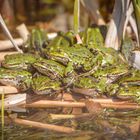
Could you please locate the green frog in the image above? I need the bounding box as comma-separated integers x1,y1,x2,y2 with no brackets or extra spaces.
117,85,140,102
32,59,66,79
0,68,32,91
72,76,119,96
81,27,126,67
2,53,39,70
80,27,104,50
118,69,140,86
48,31,76,50
45,44,95,75
26,28,48,56
73,76,97,89
93,64,130,83
121,37,135,64
31,76,62,95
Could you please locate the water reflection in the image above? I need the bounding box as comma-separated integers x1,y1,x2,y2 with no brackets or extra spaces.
0,108,140,140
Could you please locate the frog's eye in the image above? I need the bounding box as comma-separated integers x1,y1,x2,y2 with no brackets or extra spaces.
42,42,48,48
89,48,94,52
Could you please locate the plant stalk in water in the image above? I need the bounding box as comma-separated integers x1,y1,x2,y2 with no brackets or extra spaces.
73,0,80,35
133,0,140,46
1,89,4,140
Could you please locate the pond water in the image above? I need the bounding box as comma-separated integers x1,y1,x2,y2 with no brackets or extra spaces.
1,108,140,140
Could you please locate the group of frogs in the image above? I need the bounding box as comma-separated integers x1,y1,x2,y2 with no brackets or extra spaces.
0,27,140,102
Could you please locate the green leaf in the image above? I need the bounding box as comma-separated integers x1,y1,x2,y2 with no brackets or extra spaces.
73,0,80,34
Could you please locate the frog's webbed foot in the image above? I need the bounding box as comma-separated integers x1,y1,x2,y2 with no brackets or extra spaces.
64,62,74,76
62,76,75,89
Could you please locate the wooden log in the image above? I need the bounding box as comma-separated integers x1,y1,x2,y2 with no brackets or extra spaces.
24,100,85,108
0,86,18,94
16,24,29,42
24,99,140,110
0,32,57,51
0,93,26,108
49,113,92,120
13,118,76,133
0,39,23,51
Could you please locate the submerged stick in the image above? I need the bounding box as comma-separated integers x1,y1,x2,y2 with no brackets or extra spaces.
13,118,76,133
1,88,4,135
49,113,93,120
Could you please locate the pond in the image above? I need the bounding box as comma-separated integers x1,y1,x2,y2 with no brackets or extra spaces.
1,107,140,140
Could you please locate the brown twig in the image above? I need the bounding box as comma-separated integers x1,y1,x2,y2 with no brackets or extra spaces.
12,118,76,133
24,100,85,108
49,113,93,120
23,99,140,110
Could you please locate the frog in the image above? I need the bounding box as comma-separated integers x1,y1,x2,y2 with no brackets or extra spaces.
47,31,76,51
121,37,135,64
80,27,104,50
93,64,130,83
26,28,48,56
117,85,140,102
32,59,66,79
73,76,97,89
72,75,119,97
0,68,32,91
80,27,126,67
31,76,62,95
45,44,96,75
118,69,140,86
1,53,40,71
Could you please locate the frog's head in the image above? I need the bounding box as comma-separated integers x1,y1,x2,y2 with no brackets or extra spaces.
27,28,48,54
32,59,65,79
0,68,32,91
47,49,70,65
2,53,38,69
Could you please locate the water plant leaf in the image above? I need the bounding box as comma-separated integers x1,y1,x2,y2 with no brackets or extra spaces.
133,0,140,46
73,0,80,35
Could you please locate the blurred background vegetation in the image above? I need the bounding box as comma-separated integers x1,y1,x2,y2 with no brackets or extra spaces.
0,0,114,32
